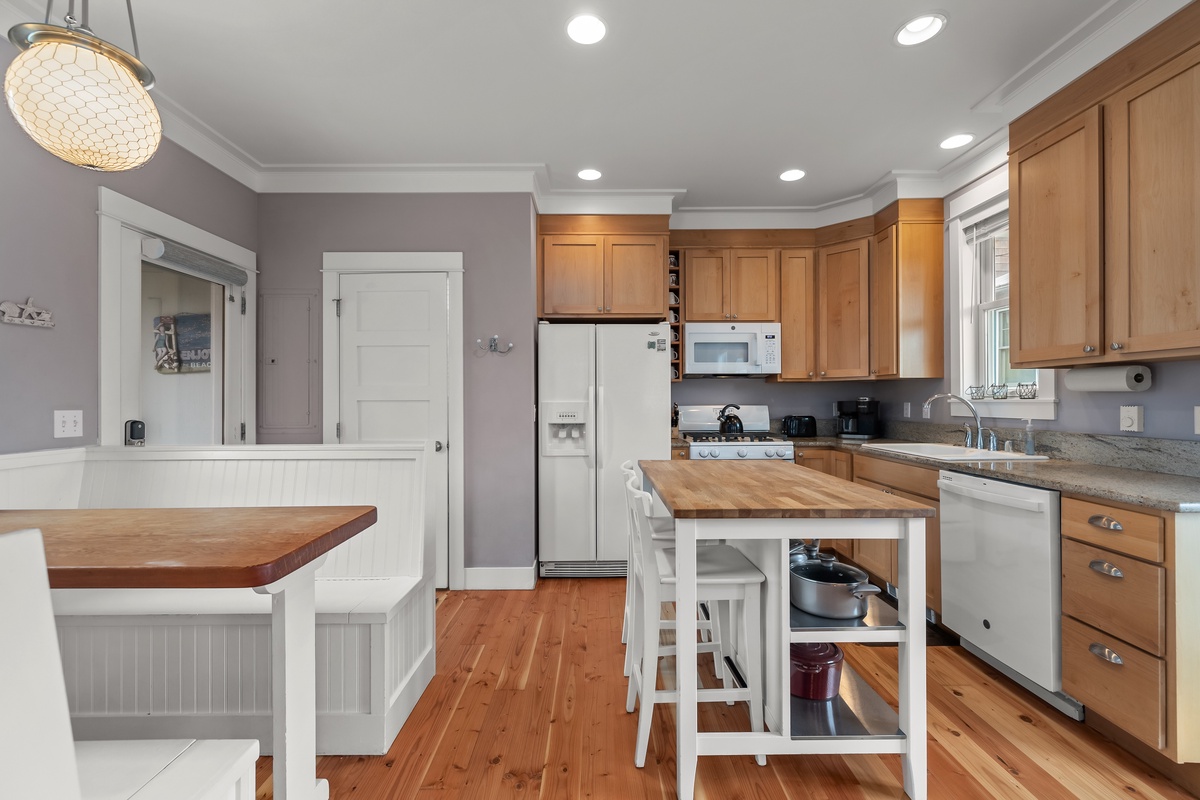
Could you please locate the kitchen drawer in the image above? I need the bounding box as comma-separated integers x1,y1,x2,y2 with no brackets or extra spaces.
671,446,690,460
1062,616,1165,750
1062,497,1164,563
853,454,938,499
1061,538,1165,656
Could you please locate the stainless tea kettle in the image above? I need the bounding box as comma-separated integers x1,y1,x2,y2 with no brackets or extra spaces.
718,404,744,435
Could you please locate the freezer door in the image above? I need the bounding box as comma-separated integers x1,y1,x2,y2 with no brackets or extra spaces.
538,324,597,562
595,324,672,562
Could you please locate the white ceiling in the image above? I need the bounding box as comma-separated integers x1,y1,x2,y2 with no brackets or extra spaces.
1,0,1192,215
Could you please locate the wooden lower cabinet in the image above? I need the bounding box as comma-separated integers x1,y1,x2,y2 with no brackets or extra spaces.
793,447,853,558
671,444,690,460
852,454,941,615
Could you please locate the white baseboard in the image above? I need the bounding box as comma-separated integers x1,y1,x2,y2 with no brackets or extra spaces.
463,560,538,590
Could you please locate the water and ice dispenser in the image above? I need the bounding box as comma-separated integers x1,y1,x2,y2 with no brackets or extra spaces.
541,402,589,456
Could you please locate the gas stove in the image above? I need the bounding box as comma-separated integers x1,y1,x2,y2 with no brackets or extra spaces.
678,405,795,461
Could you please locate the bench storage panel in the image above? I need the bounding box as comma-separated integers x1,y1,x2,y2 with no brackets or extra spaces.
1,445,432,756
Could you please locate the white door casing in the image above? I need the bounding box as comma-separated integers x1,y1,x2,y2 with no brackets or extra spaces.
98,188,256,446
322,253,464,590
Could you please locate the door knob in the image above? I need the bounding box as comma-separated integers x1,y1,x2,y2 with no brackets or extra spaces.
435,441,444,452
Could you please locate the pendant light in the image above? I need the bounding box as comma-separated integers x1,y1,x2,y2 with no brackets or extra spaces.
5,0,161,171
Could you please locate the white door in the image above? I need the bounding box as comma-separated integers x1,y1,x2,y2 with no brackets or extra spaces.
338,272,450,587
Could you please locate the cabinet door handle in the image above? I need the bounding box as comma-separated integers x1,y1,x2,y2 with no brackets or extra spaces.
597,306,603,312
1088,559,1124,579
1111,342,1124,351
808,371,814,377
606,307,612,312
819,371,826,377
1088,642,1124,665
1083,345,1096,353
732,314,738,319
1087,514,1123,531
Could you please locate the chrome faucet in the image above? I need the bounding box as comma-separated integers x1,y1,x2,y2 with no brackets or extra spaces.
923,393,983,449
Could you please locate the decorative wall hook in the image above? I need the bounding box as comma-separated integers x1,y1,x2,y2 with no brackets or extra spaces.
476,334,514,355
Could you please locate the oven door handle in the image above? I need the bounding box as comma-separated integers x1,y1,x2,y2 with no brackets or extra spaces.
936,479,1045,513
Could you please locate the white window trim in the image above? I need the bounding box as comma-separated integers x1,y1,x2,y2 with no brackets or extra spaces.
946,167,1058,421
98,187,258,445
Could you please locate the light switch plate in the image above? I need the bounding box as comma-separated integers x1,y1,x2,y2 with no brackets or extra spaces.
1194,406,1200,435
922,404,931,419
54,410,82,438
903,402,911,418
1120,405,1143,433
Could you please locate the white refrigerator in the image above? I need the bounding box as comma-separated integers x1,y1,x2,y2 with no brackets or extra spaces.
538,323,671,577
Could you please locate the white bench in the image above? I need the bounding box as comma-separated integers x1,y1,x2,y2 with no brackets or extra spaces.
0,444,433,756
2,527,259,800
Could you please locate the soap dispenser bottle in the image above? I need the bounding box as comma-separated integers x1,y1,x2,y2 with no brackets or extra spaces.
1023,419,1036,455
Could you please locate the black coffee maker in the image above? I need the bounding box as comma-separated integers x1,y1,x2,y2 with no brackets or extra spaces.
837,397,881,439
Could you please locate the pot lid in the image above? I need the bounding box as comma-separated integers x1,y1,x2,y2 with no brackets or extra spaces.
791,559,869,585
789,642,844,666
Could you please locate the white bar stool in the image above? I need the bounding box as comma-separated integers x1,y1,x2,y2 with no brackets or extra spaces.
623,477,767,768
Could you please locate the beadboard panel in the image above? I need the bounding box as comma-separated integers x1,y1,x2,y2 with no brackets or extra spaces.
74,446,425,578
0,448,86,508
387,581,434,703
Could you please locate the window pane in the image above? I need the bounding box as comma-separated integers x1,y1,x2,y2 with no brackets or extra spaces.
986,307,1036,387
141,263,224,444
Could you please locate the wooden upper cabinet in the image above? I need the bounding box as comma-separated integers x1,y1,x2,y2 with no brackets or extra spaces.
817,238,871,379
538,216,669,319
683,250,729,320
870,219,944,379
1105,44,1200,356
870,226,898,378
778,248,817,380
542,235,605,315
1009,108,1104,366
728,249,778,321
682,248,779,322
605,235,666,315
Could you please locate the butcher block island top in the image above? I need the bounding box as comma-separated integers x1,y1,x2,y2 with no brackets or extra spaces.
639,459,934,519
0,505,378,589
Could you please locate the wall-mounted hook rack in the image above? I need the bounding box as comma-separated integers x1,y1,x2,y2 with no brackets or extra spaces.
476,334,514,355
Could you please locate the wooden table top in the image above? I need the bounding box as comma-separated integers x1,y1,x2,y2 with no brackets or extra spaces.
0,506,378,589
639,460,934,519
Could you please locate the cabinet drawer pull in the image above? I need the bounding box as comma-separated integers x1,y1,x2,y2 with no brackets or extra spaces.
1088,642,1124,665
1111,342,1124,351
1088,559,1124,579
1087,514,1123,531
1083,345,1096,353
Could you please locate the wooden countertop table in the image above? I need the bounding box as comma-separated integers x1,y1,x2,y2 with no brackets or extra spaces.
638,460,932,800
0,505,379,800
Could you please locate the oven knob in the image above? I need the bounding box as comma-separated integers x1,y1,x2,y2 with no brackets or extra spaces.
764,448,776,457
697,448,708,458
737,448,748,458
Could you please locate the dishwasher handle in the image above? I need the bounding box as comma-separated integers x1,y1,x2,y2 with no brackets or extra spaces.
936,479,1046,513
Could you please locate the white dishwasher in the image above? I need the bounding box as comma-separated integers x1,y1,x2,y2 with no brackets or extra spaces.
938,470,1083,718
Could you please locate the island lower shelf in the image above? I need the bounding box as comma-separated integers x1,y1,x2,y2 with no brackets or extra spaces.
790,664,903,740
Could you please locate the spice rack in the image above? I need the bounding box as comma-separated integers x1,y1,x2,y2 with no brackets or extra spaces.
669,250,682,381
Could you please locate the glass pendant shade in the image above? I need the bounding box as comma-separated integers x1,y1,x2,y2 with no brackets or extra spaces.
5,25,161,171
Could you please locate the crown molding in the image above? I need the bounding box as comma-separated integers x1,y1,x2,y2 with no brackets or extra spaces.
972,0,1192,118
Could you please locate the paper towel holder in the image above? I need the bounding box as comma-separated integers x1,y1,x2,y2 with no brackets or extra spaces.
1062,364,1152,393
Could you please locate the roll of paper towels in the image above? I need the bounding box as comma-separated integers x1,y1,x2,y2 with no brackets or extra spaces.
1063,365,1152,392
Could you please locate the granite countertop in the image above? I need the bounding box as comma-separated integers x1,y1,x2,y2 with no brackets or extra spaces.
783,436,1200,513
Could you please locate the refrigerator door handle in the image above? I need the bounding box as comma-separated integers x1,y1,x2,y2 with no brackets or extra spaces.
597,384,606,470
587,383,596,465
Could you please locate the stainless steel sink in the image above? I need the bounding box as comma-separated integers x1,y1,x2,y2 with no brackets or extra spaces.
860,442,1049,462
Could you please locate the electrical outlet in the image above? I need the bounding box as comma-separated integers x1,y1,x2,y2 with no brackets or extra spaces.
832,402,838,417
921,404,931,419
903,402,911,418
54,410,82,438
1119,405,1143,433
1194,406,1200,435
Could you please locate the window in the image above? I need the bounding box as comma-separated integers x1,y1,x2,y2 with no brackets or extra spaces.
967,213,1036,394
946,165,1056,420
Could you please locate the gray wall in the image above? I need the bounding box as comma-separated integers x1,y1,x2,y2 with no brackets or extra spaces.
256,193,537,570
0,36,258,454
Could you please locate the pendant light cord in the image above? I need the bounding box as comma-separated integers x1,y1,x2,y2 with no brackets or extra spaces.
125,0,141,59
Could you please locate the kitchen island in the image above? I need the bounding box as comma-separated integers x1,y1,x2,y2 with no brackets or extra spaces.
639,459,933,800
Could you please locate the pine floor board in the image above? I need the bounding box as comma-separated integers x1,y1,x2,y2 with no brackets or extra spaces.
252,578,1196,799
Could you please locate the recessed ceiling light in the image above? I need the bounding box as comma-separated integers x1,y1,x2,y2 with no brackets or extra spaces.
780,169,806,182
567,15,606,44
895,14,946,46
578,169,602,181
940,133,974,149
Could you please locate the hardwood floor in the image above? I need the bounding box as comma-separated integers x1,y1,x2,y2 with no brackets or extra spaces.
254,579,1196,799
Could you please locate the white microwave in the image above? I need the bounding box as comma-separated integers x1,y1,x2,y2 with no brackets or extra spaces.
684,322,782,376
